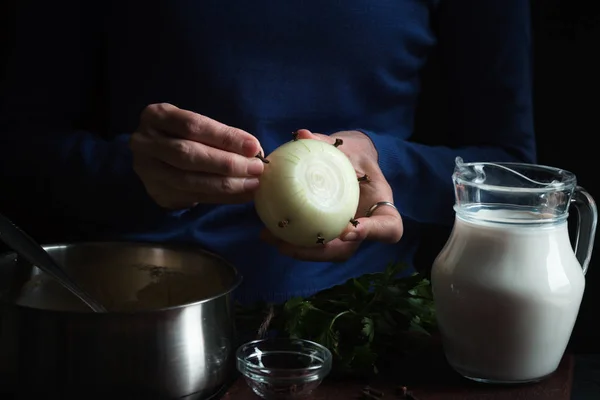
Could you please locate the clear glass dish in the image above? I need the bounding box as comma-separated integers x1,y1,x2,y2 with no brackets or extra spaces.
236,338,333,399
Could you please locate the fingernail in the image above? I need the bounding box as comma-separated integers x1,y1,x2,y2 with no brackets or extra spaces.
342,232,359,242
247,158,264,176
242,139,259,156
244,177,260,191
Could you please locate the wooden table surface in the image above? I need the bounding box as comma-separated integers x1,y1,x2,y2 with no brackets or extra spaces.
222,346,574,400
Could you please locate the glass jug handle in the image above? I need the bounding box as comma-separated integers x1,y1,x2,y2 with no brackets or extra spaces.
571,186,598,276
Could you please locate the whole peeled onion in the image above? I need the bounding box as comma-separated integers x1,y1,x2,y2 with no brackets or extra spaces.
254,138,360,247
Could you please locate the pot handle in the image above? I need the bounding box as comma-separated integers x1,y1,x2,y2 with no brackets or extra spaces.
571,186,598,275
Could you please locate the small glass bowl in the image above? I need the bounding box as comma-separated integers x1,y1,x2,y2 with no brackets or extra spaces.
236,338,333,399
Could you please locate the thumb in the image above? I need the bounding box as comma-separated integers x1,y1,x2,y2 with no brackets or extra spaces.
340,212,403,244
294,129,332,143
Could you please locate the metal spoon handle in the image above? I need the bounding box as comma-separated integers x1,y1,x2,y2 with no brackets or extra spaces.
0,213,107,313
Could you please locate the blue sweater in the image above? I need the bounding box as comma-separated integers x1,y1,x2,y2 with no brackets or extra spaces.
0,0,535,303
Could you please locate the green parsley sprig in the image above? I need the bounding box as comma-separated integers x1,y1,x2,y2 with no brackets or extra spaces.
235,263,437,377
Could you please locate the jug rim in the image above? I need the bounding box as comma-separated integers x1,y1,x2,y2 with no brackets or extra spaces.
453,159,577,194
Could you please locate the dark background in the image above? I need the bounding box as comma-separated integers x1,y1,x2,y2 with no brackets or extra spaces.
520,0,599,354
0,0,598,354
411,0,600,355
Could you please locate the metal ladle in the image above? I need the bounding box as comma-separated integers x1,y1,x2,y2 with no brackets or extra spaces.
0,212,107,313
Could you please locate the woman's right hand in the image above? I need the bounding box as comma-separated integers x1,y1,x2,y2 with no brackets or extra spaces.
130,103,265,210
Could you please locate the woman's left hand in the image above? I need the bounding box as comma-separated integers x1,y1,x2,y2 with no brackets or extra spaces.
260,129,403,262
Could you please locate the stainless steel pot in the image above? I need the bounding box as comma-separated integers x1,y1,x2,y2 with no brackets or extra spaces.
0,242,242,399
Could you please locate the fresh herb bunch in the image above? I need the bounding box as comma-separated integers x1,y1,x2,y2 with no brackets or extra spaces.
235,263,437,377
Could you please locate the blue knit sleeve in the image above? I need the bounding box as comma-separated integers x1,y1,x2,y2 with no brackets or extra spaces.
363,0,536,226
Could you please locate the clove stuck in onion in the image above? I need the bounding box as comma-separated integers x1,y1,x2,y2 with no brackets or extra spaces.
254,137,361,247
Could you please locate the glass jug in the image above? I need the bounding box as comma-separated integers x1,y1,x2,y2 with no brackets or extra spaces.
431,157,597,384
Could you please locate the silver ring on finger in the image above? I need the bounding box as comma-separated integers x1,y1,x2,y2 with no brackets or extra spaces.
366,201,397,217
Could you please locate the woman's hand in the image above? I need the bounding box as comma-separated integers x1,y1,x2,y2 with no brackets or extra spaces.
261,129,403,262
130,103,265,210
